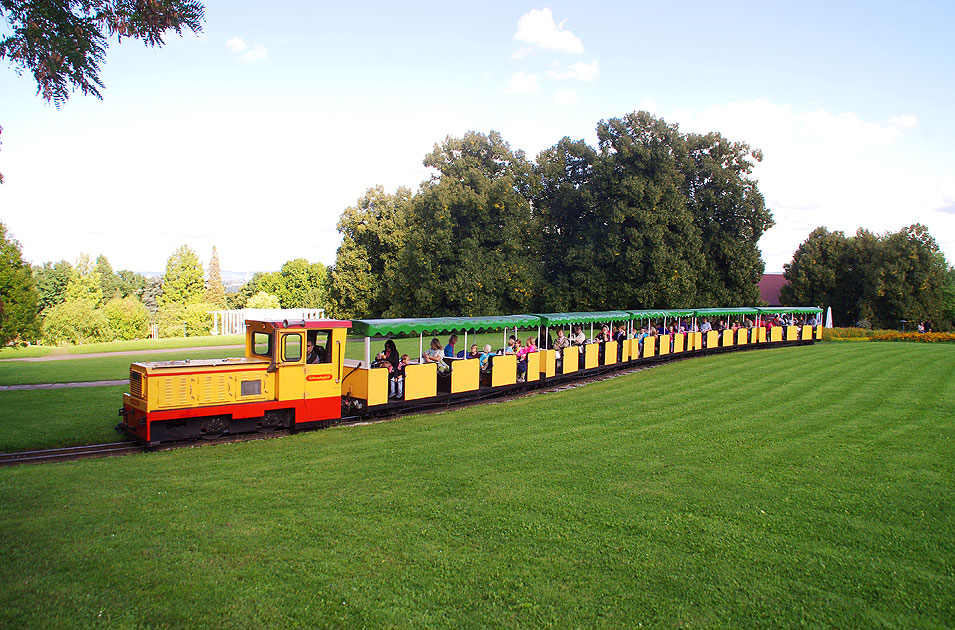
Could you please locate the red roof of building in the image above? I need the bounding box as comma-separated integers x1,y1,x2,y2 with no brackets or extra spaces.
758,274,788,306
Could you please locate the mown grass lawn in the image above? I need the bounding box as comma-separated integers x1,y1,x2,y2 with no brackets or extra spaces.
0,334,244,359
0,343,953,628
0,386,126,452
0,347,247,386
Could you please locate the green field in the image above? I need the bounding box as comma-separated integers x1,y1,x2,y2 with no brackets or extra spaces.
1,343,953,627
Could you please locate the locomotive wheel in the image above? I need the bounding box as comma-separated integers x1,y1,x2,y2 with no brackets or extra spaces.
256,415,279,433
256,410,289,433
200,416,228,440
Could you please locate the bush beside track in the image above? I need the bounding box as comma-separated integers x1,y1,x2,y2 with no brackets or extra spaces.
0,343,953,627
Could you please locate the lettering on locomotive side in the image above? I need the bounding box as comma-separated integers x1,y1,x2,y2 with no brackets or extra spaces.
306,374,333,382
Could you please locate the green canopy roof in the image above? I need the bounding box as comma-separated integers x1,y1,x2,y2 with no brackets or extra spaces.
694,307,761,317
350,314,543,337
628,309,678,319
534,311,633,326
757,306,822,314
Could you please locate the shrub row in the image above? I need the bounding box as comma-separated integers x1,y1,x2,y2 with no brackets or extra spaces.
869,331,955,343
821,327,955,343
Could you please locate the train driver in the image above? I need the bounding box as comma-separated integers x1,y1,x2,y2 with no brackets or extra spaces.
306,333,326,364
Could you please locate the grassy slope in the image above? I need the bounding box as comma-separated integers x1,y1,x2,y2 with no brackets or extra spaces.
0,343,953,627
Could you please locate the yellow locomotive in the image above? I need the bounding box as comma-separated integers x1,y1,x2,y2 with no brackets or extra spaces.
118,307,822,446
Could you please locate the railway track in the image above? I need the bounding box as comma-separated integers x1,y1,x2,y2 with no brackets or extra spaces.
0,341,796,468
0,441,144,466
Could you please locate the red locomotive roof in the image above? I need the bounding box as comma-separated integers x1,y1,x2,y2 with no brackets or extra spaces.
252,319,352,330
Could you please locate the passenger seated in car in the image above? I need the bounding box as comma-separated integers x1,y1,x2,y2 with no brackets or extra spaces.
444,334,458,358
571,325,586,346
515,338,529,382
467,343,480,359
553,329,571,360
424,338,450,375
389,353,411,399
479,344,494,372
504,335,518,354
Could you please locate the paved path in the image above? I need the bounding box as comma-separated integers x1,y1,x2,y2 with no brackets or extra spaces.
0,345,243,362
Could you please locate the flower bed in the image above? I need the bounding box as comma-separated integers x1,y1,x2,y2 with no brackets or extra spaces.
869,331,955,343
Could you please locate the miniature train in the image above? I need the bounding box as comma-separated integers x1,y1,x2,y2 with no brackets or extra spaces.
117,307,822,446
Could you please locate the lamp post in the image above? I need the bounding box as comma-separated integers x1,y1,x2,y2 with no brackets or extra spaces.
900,319,907,333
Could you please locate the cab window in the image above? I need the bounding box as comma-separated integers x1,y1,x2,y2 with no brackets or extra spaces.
252,332,272,358
307,331,332,364
284,334,302,362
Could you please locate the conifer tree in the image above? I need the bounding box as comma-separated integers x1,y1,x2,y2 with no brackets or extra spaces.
206,246,226,307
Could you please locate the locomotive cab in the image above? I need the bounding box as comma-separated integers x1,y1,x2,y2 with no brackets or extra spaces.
247,319,350,430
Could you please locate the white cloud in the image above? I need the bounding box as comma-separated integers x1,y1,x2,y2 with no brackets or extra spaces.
662,99,955,271
514,8,584,54
547,59,599,81
889,114,918,128
226,36,268,62
506,71,539,95
554,88,578,104
510,47,532,60
226,37,247,53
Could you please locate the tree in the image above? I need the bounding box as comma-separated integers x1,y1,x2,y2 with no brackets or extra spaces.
875,224,949,328
95,254,120,299
116,269,146,300
245,291,280,309
1,0,204,105
102,296,149,340
157,301,214,337
590,111,703,309
390,131,542,317
141,276,162,315
782,224,950,328
205,245,226,308
683,132,772,305
62,253,103,306
327,186,410,318
32,259,72,313
160,245,204,306
534,137,599,311
0,221,38,344
40,298,110,345
780,227,847,314
275,258,327,308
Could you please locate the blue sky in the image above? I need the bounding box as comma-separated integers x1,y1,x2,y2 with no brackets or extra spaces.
2,1,953,276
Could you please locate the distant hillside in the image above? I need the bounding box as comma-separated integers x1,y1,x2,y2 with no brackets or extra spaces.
138,270,259,292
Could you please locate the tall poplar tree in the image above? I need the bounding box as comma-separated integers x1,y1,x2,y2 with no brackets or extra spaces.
205,246,226,308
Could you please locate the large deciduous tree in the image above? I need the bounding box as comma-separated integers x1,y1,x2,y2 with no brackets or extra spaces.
591,111,703,309
391,131,542,317
683,132,772,305
1,0,204,105
0,221,38,344
782,224,951,328
32,259,72,313
327,186,411,319
535,137,599,311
